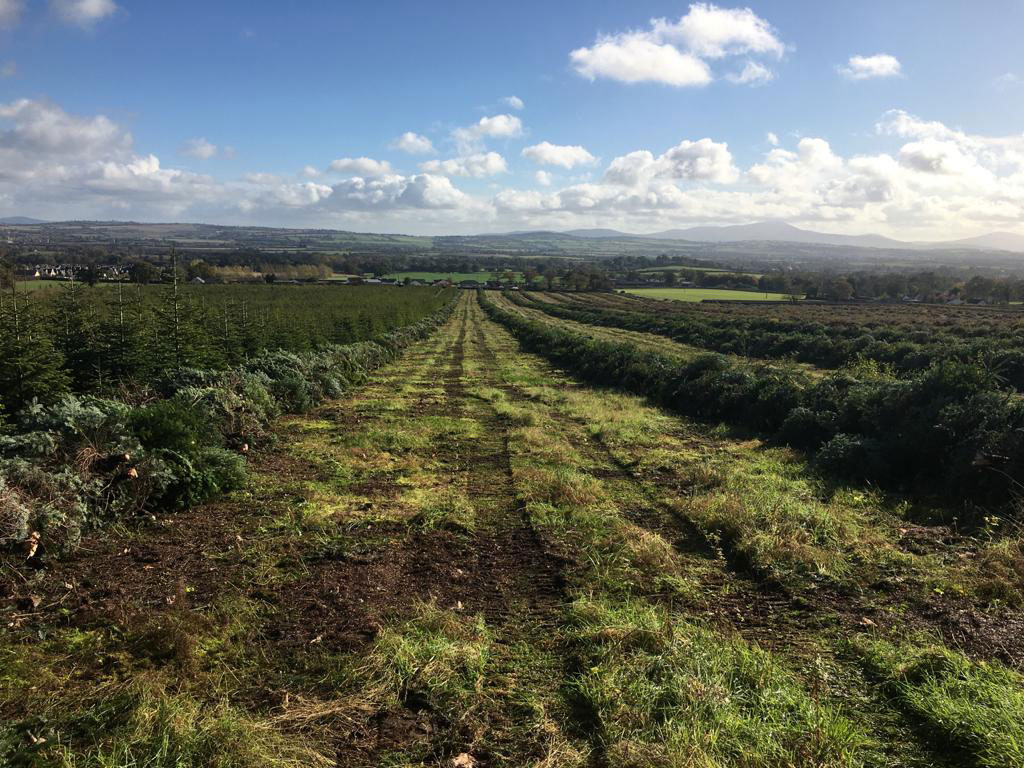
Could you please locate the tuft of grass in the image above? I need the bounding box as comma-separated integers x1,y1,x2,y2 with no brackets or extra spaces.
0,633,331,768
853,636,1024,768
359,602,491,711
967,537,1024,606
408,486,476,532
569,595,872,767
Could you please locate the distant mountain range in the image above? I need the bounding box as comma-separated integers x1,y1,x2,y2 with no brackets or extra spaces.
563,221,1024,253
3,216,1023,254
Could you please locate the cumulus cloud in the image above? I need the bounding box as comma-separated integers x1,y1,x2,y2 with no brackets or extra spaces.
420,152,508,177
570,3,784,87
452,113,524,154
604,138,738,185
840,53,902,80
766,131,779,146
0,98,130,156
492,111,1024,238
51,0,118,27
571,37,712,87
726,60,774,85
328,156,393,176
181,137,218,160
474,114,523,138
324,173,477,211
501,95,524,110
261,182,333,207
3,96,1022,240
392,131,435,154
0,0,22,29
522,141,596,169
0,97,492,225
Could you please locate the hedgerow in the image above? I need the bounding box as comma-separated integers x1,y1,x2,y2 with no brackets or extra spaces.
0,297,456,556
481,291,1024,508
518,291,1024,390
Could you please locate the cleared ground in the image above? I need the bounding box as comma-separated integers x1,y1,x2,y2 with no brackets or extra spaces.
3,293,1023,767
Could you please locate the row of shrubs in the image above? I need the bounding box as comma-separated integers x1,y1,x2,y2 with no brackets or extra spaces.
0,299,456,557
520,293,1024,389
482,292,1024,509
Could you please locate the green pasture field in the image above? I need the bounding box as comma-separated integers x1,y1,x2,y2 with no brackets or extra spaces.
624,287,795,302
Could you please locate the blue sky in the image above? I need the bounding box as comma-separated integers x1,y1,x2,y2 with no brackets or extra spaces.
0,0,1022,237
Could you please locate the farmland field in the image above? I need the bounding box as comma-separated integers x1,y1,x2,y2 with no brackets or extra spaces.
384,271,523,283
4,290,1024,767
624,286,794,301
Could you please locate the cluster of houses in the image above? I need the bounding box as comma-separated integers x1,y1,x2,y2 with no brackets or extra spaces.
24,263,130,281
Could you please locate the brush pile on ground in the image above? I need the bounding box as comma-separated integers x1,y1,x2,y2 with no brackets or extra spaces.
0,300,455,556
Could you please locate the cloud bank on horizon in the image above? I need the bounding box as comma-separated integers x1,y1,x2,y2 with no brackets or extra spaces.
0,1,1022,239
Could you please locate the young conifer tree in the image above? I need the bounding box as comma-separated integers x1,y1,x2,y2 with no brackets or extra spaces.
0,276,70,412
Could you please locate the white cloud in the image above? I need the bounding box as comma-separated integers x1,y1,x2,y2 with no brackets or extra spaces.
653,3,785,59
840,53,902,80
302,164,321,178
726,60,774,85
328,156,393,176
324,173,478,211
0,98,129,155
571,36,712,87
994,72,1021,90
659,138,740,182
0,97,490,225
420,152,507,177
474,114,523,138
604,138,738,185
522,141,596,169
2,96,1022,241
501,96,524,110
766,131,779,146
262,182,333,207
0,0,22,29
570,3,784,87
491,111,1024,238
181,137,218,160
50,0,118,27
0,61,15,78
392,131,435,154
453,113,524,154
898,139,978,175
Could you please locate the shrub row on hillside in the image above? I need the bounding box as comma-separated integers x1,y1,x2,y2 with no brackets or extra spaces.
0,284,454,413
482,292,1024,508
0,300,456,556
520,293,1024,390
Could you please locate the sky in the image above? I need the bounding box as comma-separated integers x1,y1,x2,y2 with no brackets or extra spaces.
0,0,1023,239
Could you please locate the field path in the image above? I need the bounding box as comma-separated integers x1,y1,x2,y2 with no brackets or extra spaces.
7,292,1015,768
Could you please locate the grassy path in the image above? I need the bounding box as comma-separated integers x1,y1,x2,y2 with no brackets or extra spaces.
3,293,1023,767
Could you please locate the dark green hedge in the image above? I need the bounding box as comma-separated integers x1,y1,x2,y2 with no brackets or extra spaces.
482,291,1024,508
0,298,456,555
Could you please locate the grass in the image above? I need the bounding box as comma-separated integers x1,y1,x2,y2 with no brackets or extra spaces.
570,595,872,767
624,287,796,302
6,292,1024,768
854,637,1024,768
